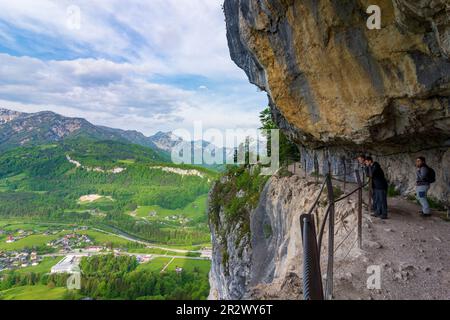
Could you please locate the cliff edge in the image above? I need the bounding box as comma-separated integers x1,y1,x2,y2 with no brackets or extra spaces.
223,0,449,201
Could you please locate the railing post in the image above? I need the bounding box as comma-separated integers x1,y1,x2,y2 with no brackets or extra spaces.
447,203,450,220
325,174,335,300
343,159,347,193
362,165,366,185
327,155,332,177
355,170,363,249
300,214,324,300
304,158,307,179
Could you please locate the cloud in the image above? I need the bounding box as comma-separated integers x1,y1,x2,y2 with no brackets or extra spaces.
0,0,268,137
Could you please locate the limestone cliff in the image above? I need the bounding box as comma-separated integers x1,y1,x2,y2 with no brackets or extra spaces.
224,0,449,149
209,170,363,300
223,0,449,201
209,0,450,300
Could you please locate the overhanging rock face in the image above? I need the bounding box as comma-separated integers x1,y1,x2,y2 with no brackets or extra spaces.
223,0,449,202
224,0,450,152
211,1,450,301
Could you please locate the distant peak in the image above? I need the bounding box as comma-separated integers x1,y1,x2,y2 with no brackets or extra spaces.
0,107,23,114
0,108,26,124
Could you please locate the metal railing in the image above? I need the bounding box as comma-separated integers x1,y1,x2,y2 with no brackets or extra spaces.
300,214,324,300
300,168,369,300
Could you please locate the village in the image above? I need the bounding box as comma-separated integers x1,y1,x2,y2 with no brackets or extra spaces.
0,224,212,276
0,226,108,273
0,250,41,271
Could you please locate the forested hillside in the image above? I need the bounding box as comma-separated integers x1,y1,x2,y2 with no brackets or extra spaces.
0,138,216,245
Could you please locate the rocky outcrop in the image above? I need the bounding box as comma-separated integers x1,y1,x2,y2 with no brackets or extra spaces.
0,108,25,125
209,172,362,300
209,170,450,300
223,0,449,202
211,0,450,301
298,145,449,204
224,0,449,150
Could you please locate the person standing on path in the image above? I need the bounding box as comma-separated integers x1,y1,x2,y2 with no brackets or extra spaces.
416,157,433,217
365,157,389,219
357,154,368,184
357,154,375,210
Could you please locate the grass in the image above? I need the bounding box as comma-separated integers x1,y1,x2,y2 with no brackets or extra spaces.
441,212,450,222
428,197,446,211
333,186,343,199
0,173,28,191
1,223,49,233
169,258,211,274
118,159,136,165
77,230,133,247
263,224,273,239
11,257,63,275
276,166,293,178
0,218,210,251
0,225,133,251
0,233,64,251
127,247,201,257
135,257,173,273
152,243,211,251
406,194,447,211
0,285,67,300
387,184,401,197
134,194,208,221
136,257,210,275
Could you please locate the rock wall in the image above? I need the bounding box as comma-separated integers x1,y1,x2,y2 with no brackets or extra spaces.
298,145,449,203
210,0,450,301
223,0,449,202
209,173,362,300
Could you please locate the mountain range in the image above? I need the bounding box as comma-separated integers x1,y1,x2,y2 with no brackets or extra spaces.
0,108,236,168
0,108,194,156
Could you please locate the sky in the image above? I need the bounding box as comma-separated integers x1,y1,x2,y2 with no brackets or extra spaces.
0,0,267,138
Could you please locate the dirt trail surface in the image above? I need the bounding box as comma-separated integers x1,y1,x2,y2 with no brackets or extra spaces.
334,196,450,300
285,163,450,300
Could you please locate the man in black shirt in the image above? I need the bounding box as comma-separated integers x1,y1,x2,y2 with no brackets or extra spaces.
365,157,388,219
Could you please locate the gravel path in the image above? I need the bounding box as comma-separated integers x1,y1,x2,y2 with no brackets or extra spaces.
334,196,450,300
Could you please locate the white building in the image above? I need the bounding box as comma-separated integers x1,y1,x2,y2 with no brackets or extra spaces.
50,255,80,274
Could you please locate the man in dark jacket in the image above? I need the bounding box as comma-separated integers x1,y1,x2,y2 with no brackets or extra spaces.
416,157,431,216
365,157,388,219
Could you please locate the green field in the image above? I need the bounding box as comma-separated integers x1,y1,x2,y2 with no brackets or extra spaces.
136,257,173,273
127,247,201,257
0,225,135,251
0,285,66,300
0,233,65,251
11,257,63,275
1,223,49,232
153,243,211,251
135,194,208,221
136,257,211,274
0,218,210,253
77,230,134,247
0,138,215,246
169,259,211,274
0,220,51,229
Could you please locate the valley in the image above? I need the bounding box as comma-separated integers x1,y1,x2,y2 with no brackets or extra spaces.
0,109,217,300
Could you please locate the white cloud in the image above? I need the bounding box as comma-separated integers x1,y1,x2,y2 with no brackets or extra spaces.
0,0,268,137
